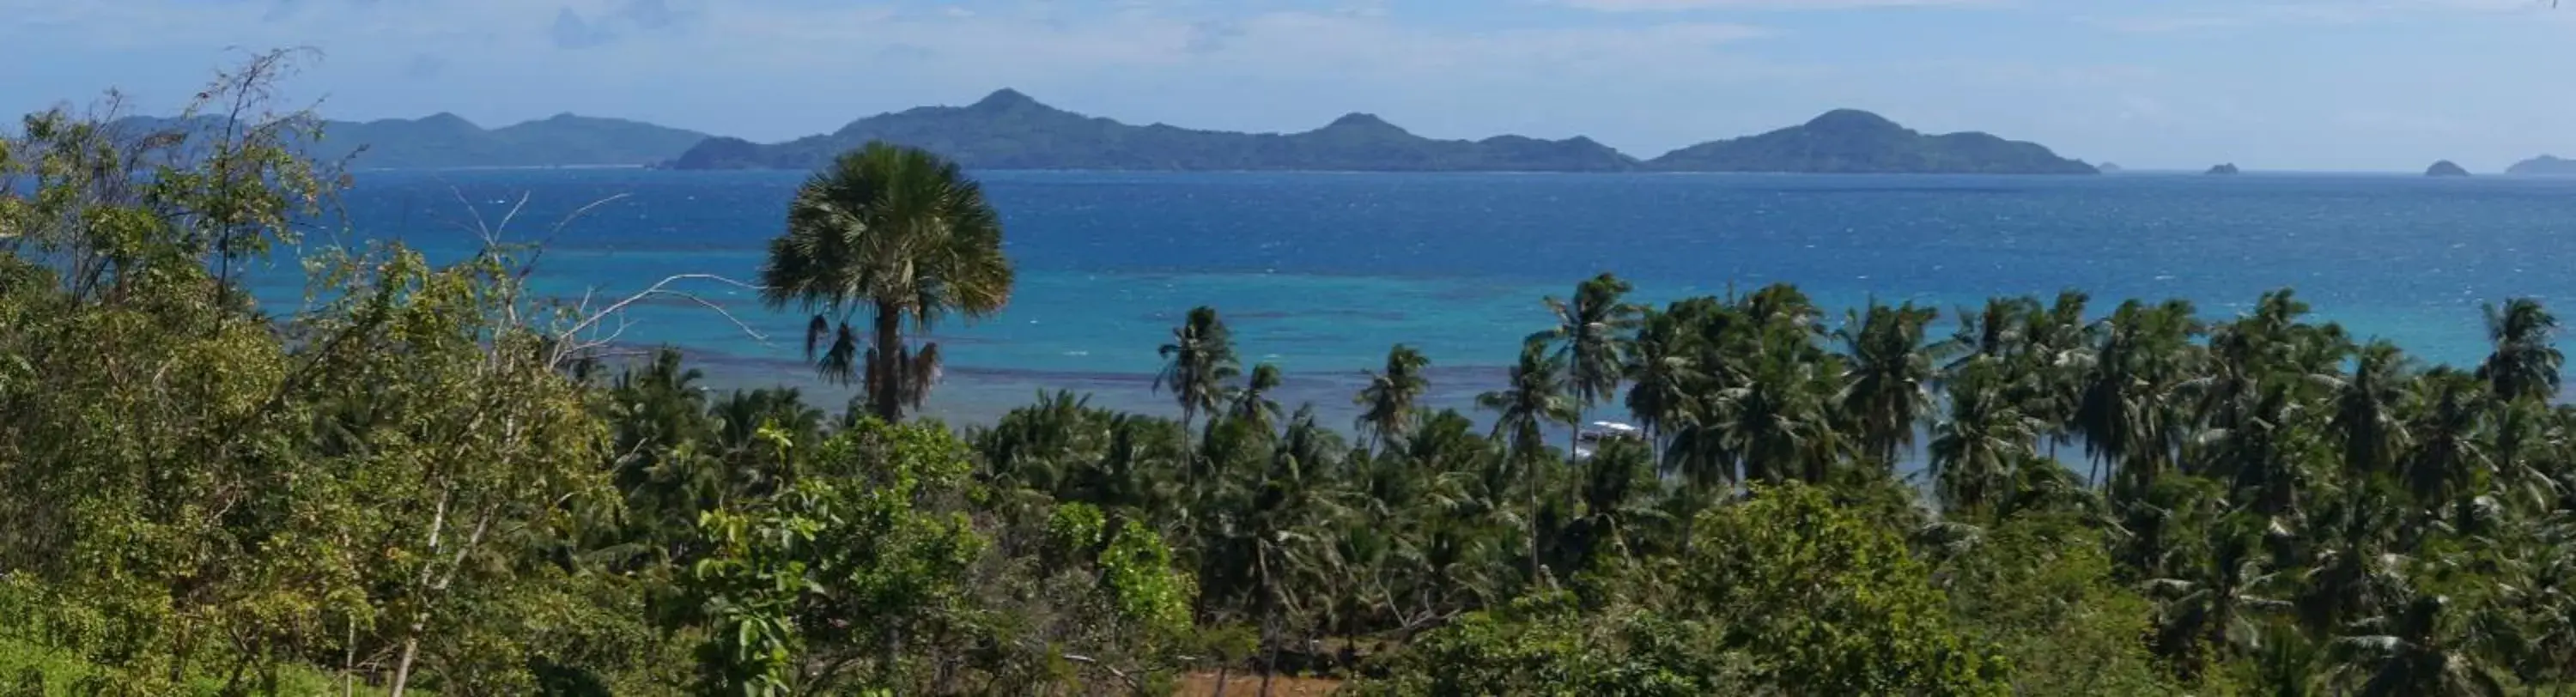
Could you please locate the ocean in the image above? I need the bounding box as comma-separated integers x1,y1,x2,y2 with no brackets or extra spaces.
253,168,2576,428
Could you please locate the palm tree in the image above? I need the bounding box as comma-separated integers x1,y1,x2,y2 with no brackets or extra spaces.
1477,340,1577,582
1928,360,2040,517
2076,300,2199,495
1944,295,2038,372
1478,341,1577,463
1231,363,1286,433
1354,345,1430,452
759,142,1013,423
1157,306,1241,437
1836,300,1941,468
2478,298,2562,404
2332,341,2415,478
2326,594,2509,697
1720,329,1841,484
2147,516,2288,677
2401,369,2490,512
1530,273,1640,456
1624,306,1704,466
2296,484,2409,635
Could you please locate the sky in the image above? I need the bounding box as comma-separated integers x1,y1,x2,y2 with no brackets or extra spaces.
0,0,2570,172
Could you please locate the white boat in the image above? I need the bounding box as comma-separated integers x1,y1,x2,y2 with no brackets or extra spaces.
1572,421,1643,459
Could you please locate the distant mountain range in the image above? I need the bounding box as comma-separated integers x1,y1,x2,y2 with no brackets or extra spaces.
112,112,713,170
665,89,2098,175
113,91,2099,174
2506,155,2576,176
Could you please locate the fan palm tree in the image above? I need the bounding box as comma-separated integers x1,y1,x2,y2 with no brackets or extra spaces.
2326,594,2509,697
2477,298,2561,404
1529,273,1640,455
1157,306,1241,438
1836,300,1942,468
759,142,1013,423
1354,344,1430,452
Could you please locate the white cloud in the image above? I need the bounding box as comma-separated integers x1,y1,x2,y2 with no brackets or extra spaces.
2082,0,2567,33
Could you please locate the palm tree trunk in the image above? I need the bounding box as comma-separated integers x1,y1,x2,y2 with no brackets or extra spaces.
871,303,904,422
1527,452,1545,585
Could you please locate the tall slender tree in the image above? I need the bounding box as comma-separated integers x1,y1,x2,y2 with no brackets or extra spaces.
1529,273,1639,455
1355,344,1431,452
1836,300,1942,469
1232,363,1286,434
2476,298,2561,404
1928,360,2039,516
1477,340,1577,582
1157,306,1241,438
1623,306,1704,466
2331,341,2415,478
760,142,1013,423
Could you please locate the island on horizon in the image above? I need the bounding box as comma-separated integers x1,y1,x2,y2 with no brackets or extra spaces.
2426,160,2471,177
2206,163,2242,175
2506,155,2576,176
112,112,713,170
110,89,2105,175
659,89,2096,175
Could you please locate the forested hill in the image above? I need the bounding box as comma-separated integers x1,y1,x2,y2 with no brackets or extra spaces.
2507,155,2576,176
665,89,1643,172
668,90,2094,174
1644,109,2099,174
112,112,714,169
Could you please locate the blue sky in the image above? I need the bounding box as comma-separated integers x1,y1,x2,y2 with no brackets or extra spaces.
0,0,2567,171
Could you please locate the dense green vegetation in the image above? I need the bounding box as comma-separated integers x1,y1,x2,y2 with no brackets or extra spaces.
665,89,2093,175
8,57,2576,695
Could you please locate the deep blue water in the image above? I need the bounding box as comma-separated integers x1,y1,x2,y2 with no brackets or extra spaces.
251,169,2576,427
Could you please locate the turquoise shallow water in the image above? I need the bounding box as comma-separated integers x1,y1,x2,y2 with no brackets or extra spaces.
255,169,2576,427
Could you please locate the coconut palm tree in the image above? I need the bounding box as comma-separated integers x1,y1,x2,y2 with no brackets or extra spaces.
1623,306,1704,465
1157,306,1241,438
2077,300,2199,495
2332,341,2415,478
2147,515,2289,676
1231,363,1285,434
1836,300,1942,468
2477,298,2561,404
1354,344,1430,452
1478,340,1577,582
1720,329,1841,484
2326,594,2509,697
759,142,1013,423
1929,359,2041,516
1478,341,1577,463
1529,273,1640,455
2402,369,2490,511
2296,484,2410,636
